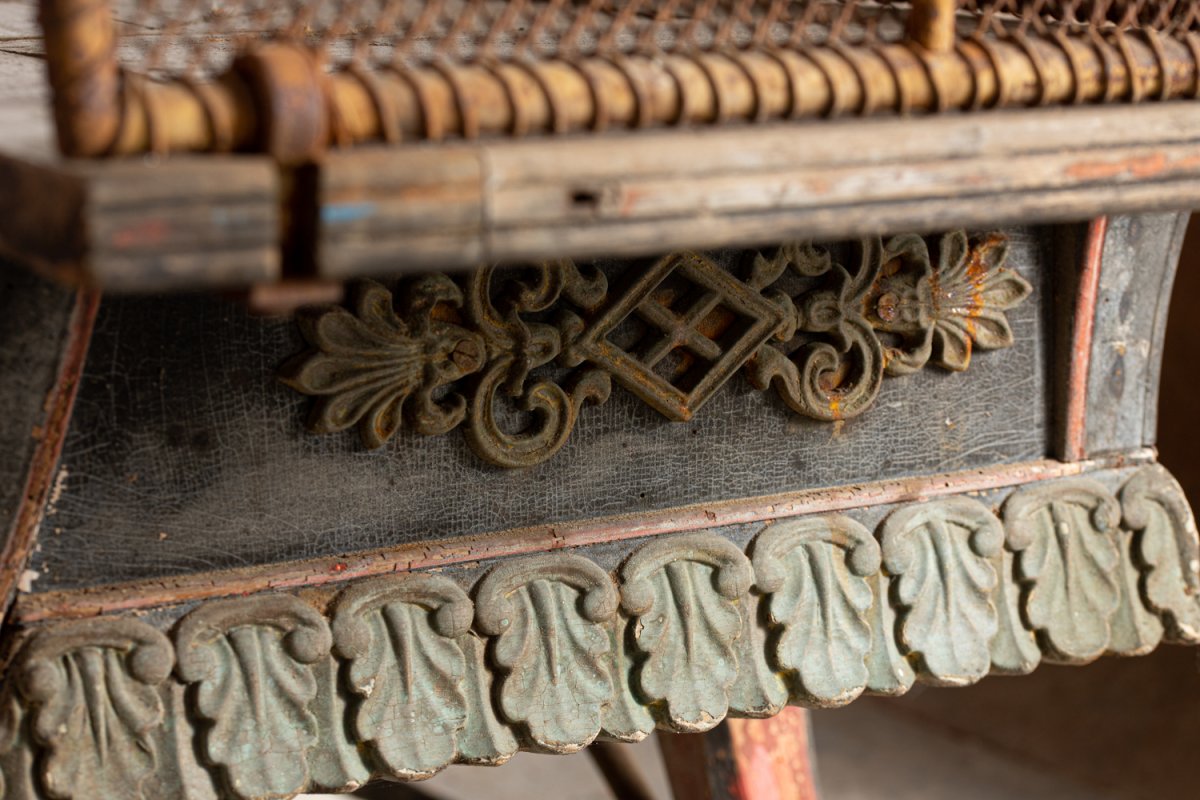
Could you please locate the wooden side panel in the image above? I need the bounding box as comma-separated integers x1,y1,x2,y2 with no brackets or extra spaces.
1084,213,1190,455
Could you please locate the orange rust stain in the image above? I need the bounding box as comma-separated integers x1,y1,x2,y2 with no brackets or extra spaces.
110,217,170,249
331,562,348,573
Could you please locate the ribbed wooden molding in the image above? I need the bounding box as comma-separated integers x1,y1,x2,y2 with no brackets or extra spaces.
1,463,1196,800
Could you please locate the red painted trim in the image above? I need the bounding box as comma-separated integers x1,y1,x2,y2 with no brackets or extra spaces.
0,289,100,623
1064,216,1108,462
11,450,1151,624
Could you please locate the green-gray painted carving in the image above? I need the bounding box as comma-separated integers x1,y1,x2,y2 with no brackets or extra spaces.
331,574,473,780
1004,479,1122,664
1121,464,1200,643
727,595,789,718
455,633,519,764
620,534,753,732
175,596,332,800
19,618,173,800
600,613,657,742
752,517,879,707
5,465,1199,800
988,549,1042,675
863,571,916,695
306,658,371,792
881,498,1002,686
474,555,617,752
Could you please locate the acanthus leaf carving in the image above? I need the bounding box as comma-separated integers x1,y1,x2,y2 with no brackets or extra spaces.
456,633,519,764
862,572,916,696
751,516,879,707
175,595,332,800
1003,479,1122,664
880,497,1003,686
619,533,753,731
474,554,617,752
331,574,473,780
1121,463,1200,643
600,613,657,742
19,617,174,800
283,233,1030,467
988,548,1042,675
0,691,37,800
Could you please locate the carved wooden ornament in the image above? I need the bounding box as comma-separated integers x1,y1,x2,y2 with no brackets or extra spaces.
283,232,1032,466
5,465,1196,800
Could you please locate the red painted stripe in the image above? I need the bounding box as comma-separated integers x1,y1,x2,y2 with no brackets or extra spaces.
1063,216,1107,462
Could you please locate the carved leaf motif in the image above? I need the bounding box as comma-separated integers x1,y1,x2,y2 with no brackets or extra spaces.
1003,480,1122,663
19,618,173,800
331,574,473,780
863,572,915,696
17,618,174,800
475,555,617,752
176,595,332,800
752,517,880,706
0,692,37,800
988,549,1042,675
456,634,519,764
620,534,753,731
1121,464,1200,643
600,613,657,741
881,498,1002,686
306,658,371,792
727,595,789,718
280,277,486,448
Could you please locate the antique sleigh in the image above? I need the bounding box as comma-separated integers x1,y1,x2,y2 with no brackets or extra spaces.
1,0,1199,797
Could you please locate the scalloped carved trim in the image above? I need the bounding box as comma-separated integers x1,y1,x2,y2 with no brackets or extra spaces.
5,464,1196,799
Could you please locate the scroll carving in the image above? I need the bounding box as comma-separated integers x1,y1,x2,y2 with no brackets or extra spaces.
1003,479,1122,663
331,574,474,780
283,232,1031,466
1121,464,1200,643
474,554,617,752
751,516,879,707
175,595,332,800
880,498,1003,686
9,465,1200,800
19,618,173,800
619,533,754,731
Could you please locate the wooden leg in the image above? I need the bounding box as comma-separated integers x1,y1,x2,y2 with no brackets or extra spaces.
658,708,819,800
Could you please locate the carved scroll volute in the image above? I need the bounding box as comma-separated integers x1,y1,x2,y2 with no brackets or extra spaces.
175,595,332,800
747,238,885,421
880,498,1003,686
19,618,174,800
474,554,618,753
463,262,612,468
619,533,753,732
1003,480,1122,664
751,516,880,707
331,574,474,780
1121,464,1200,643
